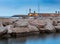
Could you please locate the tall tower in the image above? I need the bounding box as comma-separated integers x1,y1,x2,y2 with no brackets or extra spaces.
55,11,57,14
29,9,31,13
58,11,60,14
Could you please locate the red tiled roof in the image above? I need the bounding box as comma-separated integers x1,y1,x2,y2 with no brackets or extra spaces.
38,13,60,17
40,14,50,17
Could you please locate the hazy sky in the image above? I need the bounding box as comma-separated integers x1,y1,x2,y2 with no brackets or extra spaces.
0,0,60,16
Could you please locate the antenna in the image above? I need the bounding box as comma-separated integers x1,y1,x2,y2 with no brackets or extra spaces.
38,0,40,13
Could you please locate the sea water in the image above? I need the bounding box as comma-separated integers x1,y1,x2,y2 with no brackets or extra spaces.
0,33,60,44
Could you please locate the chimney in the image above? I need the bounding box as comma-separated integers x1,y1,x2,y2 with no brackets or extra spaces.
34,11,36,14
58,11,60,14
29,9,31,13
55,11,57,14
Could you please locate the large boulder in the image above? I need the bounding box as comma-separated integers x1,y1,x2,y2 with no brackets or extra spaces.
57,18,60,23
28,25,39,32
11,27,29,33
55,26,60,29
15,19,28,27
0,23,7,33
0,27,7,33
29,19,45,28
44,19,55,31
0,18,13,24
0,22,3,27
0,18,13,26
55,26,60,32
57,23,60,26
52,18,57,26
5,25,13,33
10,17,19,23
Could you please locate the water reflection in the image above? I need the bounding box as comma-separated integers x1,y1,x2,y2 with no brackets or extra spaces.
0,33,60,44
0,39,8,44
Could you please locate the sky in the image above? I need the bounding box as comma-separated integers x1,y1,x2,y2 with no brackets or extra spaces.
0,0,60,16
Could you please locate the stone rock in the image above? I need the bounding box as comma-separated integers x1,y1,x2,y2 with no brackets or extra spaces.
0,18,13,26
0,23,7,33
10,17,19,22
55,26,60,29
56,18,60,24
0,27,7,33
39,28,45,30
52,18,57,26
12,27,29,33
5,25,13,33
44,19,55,31
1,18,12,24
2,22,12,26
0,22,3,27
15,19,28,27
57,23,60,26
28,25,39,32
29,19,45,28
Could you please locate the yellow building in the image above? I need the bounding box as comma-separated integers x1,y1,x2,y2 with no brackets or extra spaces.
28,11,39,17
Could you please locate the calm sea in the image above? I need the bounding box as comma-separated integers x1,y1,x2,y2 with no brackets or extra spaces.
0,33,60,44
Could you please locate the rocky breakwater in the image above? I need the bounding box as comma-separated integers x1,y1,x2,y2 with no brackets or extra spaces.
28,18,46,33
0,17,58,38
5,19,39,37
28,18,57,33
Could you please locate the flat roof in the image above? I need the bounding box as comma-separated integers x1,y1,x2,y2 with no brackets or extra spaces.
12,15,28,17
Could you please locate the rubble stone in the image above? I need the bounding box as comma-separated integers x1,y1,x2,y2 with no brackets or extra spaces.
44,19,55,31
15,19,28,27
29,19,45,28
28,25,39,32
